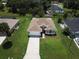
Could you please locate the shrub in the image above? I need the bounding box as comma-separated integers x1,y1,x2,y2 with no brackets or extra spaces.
0,3,4,11
63,27,70,36
58,18,62,23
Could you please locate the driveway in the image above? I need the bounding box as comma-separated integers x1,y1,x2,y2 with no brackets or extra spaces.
23,37,40,59
0,36,6,45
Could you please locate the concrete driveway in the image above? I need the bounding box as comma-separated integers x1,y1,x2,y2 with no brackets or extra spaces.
23,37,40,59
0,36,6,45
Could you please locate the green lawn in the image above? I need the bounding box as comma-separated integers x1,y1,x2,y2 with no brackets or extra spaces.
40,16,79,59
58,3,64,8
0,15,32,59
0,8,19,17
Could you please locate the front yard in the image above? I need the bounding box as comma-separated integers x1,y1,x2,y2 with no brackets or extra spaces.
40,16,79,59
0,15,32,59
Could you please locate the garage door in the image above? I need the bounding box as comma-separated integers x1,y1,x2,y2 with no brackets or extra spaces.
28,32,41,37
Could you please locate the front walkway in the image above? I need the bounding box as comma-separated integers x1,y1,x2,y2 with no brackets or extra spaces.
23,37,40,59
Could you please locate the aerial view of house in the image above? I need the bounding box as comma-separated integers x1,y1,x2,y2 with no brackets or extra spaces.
0,0,79,59
27,18,56,37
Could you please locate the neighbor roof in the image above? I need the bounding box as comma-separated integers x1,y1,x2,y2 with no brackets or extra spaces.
51,4,63,12
27,18,56,32
64,18,79,33
0,19,19,29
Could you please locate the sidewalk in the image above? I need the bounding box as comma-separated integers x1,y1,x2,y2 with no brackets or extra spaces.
0,36,6,45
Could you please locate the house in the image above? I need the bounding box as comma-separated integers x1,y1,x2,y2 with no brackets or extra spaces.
63,18,79,48
63,18,79,36
27,18,56,37
0,18,19,36
51,4,64,13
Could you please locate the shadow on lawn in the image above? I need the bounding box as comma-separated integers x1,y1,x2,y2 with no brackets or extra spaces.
2,41,13,49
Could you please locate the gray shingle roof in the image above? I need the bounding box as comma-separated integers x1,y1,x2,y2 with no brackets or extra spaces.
51,4,64,13
64,18,79,33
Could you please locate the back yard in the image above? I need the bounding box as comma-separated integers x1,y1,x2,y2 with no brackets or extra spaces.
40,16,79,59
0,15,32,59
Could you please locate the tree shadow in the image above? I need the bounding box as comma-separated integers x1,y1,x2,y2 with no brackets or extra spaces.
2,41,13,49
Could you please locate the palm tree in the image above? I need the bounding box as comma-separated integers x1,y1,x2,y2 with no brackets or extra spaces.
0,23,10,36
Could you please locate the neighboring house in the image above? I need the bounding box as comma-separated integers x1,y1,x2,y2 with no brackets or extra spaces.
0,18,19,36
63,18,79,48
51,4,64,13
27,18,56,37
63,18,79,37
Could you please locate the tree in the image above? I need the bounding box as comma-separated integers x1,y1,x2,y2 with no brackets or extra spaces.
63,27,70,36
63,13,68,19
32,7,39,16
41,0,51,13
64,0,79,9
0,3,4,11
58,17,62,23
37,9,44,17
11,4,17,13
18,8,27,16
36,6,44,17
7,0,31,14
0,23,10,36
7,0,52,16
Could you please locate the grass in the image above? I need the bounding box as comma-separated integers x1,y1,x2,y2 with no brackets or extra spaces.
0,15,32,59
40,16,79,59
58,3,64,8
0,9,19,17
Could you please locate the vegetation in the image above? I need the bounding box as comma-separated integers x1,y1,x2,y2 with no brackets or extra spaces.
6,0,51,16
40,15,79,59
0,23,10,36
64,0,79,10
0,23,9,32
63,27,70,36
64,9,79,18
58,17,62,23
0,15,32,59
0,0,79,59
0,3,4,11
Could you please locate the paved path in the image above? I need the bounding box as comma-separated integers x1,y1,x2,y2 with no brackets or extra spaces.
0,36,6,45
23,37,40,59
